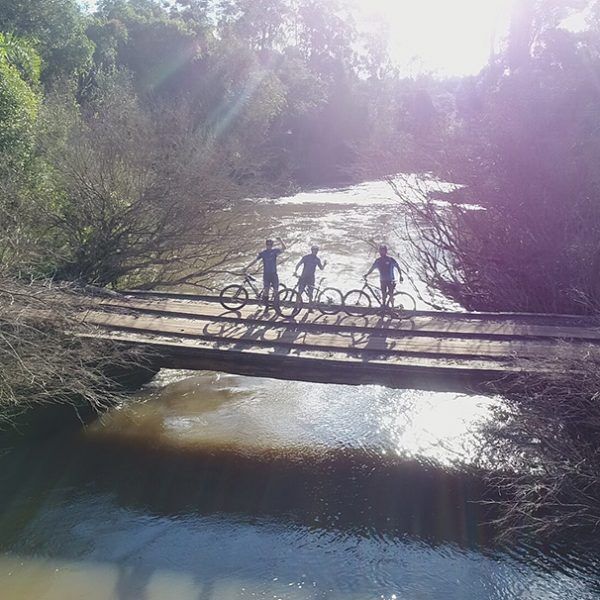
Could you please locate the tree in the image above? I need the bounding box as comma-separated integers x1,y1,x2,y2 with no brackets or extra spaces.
39,73,247,288
0,33,40,162
399,0,600,314
0,0,93,81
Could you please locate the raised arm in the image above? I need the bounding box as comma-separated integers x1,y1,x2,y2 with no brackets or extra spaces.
277,237,287,251
318,258,327,270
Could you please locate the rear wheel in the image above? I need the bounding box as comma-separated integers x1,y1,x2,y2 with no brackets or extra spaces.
390,291,417,313
343,289,371,316
316,287,343,315
276,287,301,318
219,285,248,311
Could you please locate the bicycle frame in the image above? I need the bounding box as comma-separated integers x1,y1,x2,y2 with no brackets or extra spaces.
293,276,326,302
243,274,263,299
361,279,392,307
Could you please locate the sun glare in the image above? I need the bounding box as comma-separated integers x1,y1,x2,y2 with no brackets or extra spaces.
361,0,514,76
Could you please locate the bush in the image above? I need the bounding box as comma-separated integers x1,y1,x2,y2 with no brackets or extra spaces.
0,276,143,426
482,350,600,538
397,3,600,314
34,72,246,288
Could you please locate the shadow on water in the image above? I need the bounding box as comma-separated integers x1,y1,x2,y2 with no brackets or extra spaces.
0,432,495,550
0,426,597,597
1,424,600,597
90,437,500,546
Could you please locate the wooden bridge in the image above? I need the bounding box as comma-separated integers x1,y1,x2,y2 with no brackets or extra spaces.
84,291,600,392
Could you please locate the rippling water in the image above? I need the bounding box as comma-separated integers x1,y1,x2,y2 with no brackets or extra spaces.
1,180,599,599
205,177,453,308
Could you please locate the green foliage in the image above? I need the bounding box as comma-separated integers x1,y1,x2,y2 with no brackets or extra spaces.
0,0,440,287
0,0,501,289
85,0,408,185
0,33,40,163
0,32,41,82
86,18,129,71
0,0,94,80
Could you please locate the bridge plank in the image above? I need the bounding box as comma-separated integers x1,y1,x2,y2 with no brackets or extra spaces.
84,329,553,392
83,310,587,362
119,290,595,323
85,330,530,372
98,296,600,342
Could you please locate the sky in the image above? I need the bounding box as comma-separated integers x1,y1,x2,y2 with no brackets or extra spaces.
359,0,514,76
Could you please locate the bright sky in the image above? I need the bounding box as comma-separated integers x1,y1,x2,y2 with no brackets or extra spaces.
360,0,514,76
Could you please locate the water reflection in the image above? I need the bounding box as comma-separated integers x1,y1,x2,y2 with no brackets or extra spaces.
95,371,496,466
0,370,599,599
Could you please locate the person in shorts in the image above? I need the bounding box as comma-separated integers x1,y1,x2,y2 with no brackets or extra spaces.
294,245,327,303
363,245,403,309
245,237,286,303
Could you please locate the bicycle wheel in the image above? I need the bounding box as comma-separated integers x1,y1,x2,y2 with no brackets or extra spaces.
276,287,302,318
343,289,371,316
316,287,343,315
219,284,249,311
391,291,417,313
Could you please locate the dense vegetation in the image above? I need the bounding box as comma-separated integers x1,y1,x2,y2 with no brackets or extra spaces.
400,0,600,315
5,0,595,309
0,0,436,288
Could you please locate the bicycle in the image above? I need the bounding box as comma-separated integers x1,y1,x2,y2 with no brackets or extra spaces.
343,278,416,317
276,276,344,318
219,273,279,311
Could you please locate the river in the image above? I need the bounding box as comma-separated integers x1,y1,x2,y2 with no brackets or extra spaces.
0,180,599,599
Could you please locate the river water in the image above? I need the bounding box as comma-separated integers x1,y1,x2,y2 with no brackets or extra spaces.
1,180,599,599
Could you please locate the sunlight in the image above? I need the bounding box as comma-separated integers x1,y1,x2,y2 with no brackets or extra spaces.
361,0,514,75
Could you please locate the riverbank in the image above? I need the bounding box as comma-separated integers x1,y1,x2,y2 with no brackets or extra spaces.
0,278,160,443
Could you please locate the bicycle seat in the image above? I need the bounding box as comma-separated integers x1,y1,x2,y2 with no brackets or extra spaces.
246,274,257,282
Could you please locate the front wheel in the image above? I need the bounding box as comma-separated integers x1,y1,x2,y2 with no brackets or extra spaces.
343,289,371,316
316,287,343,315
219,284,249,311
391,291,417,313
276,287,301,318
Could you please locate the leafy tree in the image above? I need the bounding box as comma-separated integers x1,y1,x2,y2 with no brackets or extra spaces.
0,0,93,81
401,0,600,313
85,17,129,72
0,33,40,163
95,0,203,96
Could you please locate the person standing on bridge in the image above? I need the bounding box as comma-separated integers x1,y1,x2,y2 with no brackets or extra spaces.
294,245,327,304
363,245,403,310
245,237,287,305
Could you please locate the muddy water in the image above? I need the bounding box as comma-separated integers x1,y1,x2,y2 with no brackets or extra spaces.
1,181,600,599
